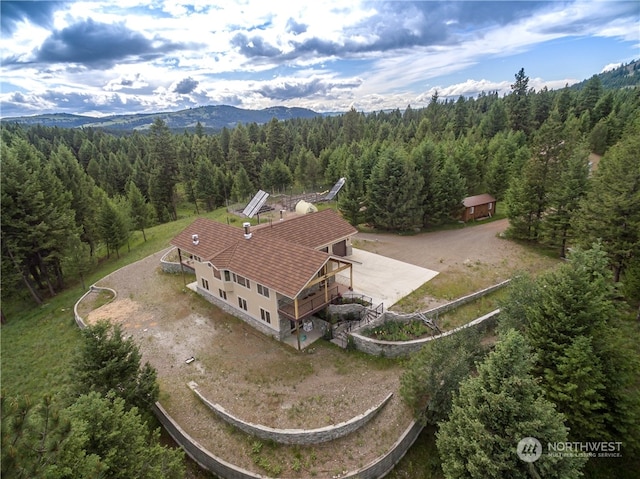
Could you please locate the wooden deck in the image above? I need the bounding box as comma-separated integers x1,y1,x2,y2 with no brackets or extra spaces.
278,283,349,321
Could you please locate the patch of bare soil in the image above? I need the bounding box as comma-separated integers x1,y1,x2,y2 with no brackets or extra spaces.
80,248,411,478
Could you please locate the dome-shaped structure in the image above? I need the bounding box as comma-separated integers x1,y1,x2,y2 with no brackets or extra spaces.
295,200,318,215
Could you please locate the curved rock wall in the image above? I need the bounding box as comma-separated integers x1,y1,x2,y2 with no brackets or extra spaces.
191,384,393,445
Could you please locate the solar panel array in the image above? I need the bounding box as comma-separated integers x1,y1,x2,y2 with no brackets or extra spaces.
242,190,270,218
323,177,346,201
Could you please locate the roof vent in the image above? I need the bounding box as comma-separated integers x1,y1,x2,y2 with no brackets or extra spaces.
243,222,252,240
192,234,199,246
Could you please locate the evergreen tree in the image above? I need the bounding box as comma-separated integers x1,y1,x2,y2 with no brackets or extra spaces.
366,147,424,231
432,156,466,223
505,111,569,241
72,320,159,414
1,395,102,479
481,100,508,138
229,124,257,184
411,139,442,226
508,68,531,134
147,119,178,221
1,139,77,301
437,329,585,479
577,75,603,119
50,144,102,256
343,106,363,144
127,181,152,242
176,138,199,214
453,96,468,138
532,86,553,128
541,143,590,257
67,393,184,479
62,235,95,291
500,245,640,448
338,154,365,226
231,165,254,203
400,329,484,426
268,158,293,193
573,117,640,281
266,117,286,162
97,198,128,259
195,156,218,211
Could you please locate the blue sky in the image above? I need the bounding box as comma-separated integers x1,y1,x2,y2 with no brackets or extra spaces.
1,1,638,117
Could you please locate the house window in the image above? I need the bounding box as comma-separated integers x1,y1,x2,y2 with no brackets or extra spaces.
233,273,250,289
201,278,209,290
223,270,231,282
260,308,271,324
238,297,247,311
213,268,221,280
257,284,270,298
218,289,227,300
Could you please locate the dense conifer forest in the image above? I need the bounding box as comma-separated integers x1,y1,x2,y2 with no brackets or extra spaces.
2,68,639,306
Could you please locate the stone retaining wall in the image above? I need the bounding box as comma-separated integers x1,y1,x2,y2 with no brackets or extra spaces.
153,403,265,479
327,303,367,319
73,285,117,329
350,309,500,358
191,383,393,445
154,400,424,479
160,247,187,274
364,279,510,331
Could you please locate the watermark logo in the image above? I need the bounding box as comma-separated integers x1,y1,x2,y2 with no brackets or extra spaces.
517,437,542,462
517,437,624,461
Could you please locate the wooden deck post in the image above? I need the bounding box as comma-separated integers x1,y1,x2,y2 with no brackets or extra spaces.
295,320,301,350
177,249,186,286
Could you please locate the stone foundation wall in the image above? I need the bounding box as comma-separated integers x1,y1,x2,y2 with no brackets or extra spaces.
198,286,283,341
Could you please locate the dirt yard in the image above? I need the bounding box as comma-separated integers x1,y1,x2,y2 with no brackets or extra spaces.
355,219,559,309
78,218,559,477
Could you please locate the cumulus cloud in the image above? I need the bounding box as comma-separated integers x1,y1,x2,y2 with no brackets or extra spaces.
286,18,307,35
104,73,149,92
173,77,199,94
0,1,63,34
26,19,185,69
256,77,362,100
231,33,282,58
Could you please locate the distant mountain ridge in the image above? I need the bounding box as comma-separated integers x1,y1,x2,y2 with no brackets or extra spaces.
1,105,321,132
570,59,639,91
3,60,637,132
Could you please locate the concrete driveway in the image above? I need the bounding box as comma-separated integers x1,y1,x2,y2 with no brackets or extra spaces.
337,248,439,308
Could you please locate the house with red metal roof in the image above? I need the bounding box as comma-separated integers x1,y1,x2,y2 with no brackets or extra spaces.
171,209,357,348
